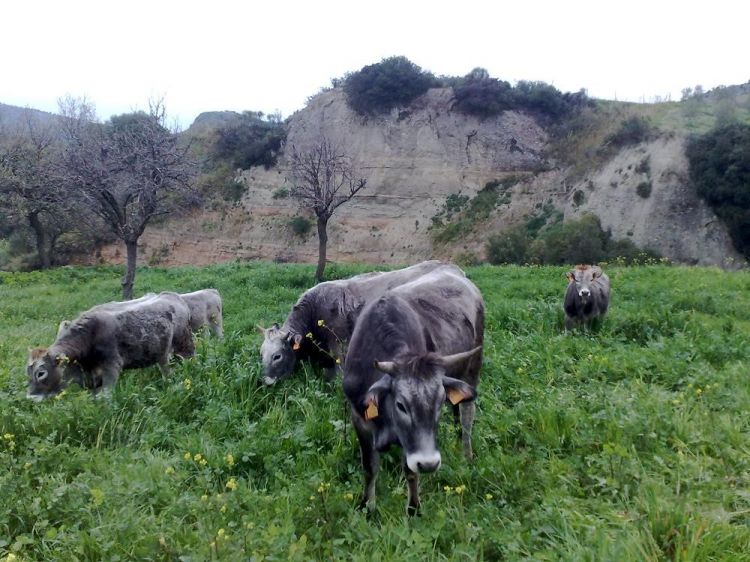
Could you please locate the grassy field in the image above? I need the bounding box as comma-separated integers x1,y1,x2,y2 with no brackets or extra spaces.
0,262,749,561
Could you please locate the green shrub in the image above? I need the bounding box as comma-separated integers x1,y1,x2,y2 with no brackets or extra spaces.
636,181,652,198
272,187,289,199
343,56,436,116
289,215,312,237
213,112,286,170
486,225,531,264
487,213,661,265
513,81,588,120
686,122,750,258
605,116,654,148
452,68,514,119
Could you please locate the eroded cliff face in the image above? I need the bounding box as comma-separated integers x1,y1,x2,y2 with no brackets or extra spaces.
100,88,742,268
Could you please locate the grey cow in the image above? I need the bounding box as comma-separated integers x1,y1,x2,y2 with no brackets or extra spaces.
180,289,223,338
27,292,194,400
564,264,610,330
343,265,484,515
258,260,446,386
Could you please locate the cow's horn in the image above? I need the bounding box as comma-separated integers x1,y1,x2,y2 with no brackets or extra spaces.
256,324,266,334
440,346,482,369
374,360,397,374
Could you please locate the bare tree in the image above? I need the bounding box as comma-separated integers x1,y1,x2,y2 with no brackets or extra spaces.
0,110,75,268
287,138,367,281
59,97,196,298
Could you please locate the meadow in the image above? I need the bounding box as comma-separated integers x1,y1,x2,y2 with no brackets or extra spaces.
0,262,749,561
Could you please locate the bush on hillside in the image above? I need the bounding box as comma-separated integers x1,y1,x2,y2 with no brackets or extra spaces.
604,116,653,148
686,122,750,258
452,68,514,119
213,112,286,170
513,81,589,120
343,56,436,116
486,213,660,265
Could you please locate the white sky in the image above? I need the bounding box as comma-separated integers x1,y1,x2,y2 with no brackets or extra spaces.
2,0,747,127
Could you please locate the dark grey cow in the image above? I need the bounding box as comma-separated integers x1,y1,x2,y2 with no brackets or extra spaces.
27,292,194,400
343,265,484,515
564,264,610,330
180,289,223,338
258,260,446,386
56,293,158,337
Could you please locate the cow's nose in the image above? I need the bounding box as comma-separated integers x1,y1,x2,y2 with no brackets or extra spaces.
417,459,441,473
580,289,590,297
407,451,442,473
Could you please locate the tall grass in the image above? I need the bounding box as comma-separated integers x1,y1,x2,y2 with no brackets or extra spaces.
1,263,749,560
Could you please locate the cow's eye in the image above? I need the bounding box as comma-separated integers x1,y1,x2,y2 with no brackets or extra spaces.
36,370,48,382
396,401,408,415
272,354,282,362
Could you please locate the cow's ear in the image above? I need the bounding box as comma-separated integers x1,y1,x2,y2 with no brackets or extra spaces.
256,324,267,335
28,347,47,362
363,374,393,420
591,269,600,279
566,271,575,282
443,376,476,405
290,333,302,351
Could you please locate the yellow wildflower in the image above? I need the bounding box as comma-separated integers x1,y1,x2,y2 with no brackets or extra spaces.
336,357,341,364
54,390,67,400
184,452,192,460
344,492,354,501
225,453,235,467
485,493,493,500
200,494,208,502
182,378,192,390
165,466,175,475
2,433,13,440
24,462,32,470
245,522,255,530
444,486,453,494
317,319,325,327
220,504,227,513
217,528,226,538
305,332,313,339
455,484,467,495
193,453,203,462
199,458,208,466
696,388,703,395
226,478,238,491
309,495,315,501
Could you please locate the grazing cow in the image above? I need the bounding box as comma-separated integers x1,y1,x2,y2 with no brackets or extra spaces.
26,292,194,400
564,264,610,330
258,260,446,386
343,265,484,515
56,293,158,337
180,289,224,338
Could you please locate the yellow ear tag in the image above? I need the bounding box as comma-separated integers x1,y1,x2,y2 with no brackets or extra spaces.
292,341,301,351
447,388,464,405
365,402,379,420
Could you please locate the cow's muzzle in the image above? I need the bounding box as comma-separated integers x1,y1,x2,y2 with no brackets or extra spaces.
406,451,442,473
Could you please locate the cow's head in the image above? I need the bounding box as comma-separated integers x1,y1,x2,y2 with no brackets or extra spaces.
26,347,65,401
363,347,480,474
258,324,300,385
566,265,600,304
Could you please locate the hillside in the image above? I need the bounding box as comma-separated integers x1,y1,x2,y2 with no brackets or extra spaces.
111,85,749,269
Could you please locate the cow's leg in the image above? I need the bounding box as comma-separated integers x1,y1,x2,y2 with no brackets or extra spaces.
459,401,476,461
564,315,574,331
324,341,343,381
402,457,421,516
351,408,379,511
96,362,123,398
211,313,224,339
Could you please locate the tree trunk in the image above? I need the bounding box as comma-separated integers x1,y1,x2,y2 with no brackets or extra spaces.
28,211,51,269
122,239,138,300
315,217,328,283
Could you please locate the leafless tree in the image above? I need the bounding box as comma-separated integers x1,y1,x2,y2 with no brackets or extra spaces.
287,138,367,281
0,109,76,268
58,97,197,298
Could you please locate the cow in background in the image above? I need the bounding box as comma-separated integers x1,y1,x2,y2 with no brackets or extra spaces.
343,265,484,515
258,260,446,386
180,289,223,338
27,292,194,400
564,264,610,330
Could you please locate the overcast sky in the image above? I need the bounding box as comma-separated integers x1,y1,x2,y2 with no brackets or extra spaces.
2,0,747,127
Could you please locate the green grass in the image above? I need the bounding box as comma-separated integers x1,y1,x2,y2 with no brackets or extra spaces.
1,263,750,561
